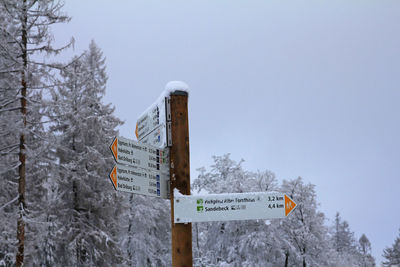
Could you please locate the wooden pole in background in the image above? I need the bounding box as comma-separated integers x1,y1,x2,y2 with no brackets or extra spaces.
16,1,28,266
170,91,192,267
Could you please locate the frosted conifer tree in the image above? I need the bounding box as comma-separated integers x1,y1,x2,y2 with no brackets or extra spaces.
0,1,72,265
332,212,357,253
0,4,20,265
382,228,400,266
329,212,365,265
358,234,375,267
48,41,124,266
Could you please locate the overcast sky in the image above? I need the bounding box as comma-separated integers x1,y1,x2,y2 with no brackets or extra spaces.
53,1,400,263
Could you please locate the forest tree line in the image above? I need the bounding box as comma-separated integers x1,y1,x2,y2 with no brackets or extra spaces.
1,1,400,266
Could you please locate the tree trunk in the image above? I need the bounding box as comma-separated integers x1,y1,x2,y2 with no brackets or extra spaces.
16,1,28,266
284,251,289,267
127,194,133,264
73,179,83,266
302,246,307,267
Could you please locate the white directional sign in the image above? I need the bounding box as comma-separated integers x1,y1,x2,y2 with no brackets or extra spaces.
139,123,172,148
136,97,171,146
174,192,297,223
110,136,169,173
109,163,169,198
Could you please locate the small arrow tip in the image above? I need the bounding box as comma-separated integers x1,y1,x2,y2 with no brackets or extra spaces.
109,165,117,190
110,137,118,161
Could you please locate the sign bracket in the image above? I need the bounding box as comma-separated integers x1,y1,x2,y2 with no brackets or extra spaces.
165,97,172,147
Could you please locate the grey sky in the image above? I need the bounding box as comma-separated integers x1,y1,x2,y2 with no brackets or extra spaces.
53,0,400,263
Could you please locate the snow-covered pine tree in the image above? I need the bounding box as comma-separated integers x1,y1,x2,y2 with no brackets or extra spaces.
358,234,375,267
0,4,21,265
332,212,357,253
329,212,365,265
48,40,124,266
382,228,400,267
0,1,72,265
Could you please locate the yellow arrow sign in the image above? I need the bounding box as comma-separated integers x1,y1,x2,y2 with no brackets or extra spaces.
285,194,297,216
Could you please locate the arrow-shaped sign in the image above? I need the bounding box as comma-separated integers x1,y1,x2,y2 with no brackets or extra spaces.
109,163,169,198
285,194,296,216
174,192,297,223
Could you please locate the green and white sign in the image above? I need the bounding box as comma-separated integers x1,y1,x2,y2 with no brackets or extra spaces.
174,192,297,223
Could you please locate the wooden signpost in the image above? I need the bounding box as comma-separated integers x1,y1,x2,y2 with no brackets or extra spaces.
169,91,192,267
108,83,297,267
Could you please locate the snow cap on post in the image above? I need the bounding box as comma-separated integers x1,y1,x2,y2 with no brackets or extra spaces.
165,81,189,96
136,81,189,121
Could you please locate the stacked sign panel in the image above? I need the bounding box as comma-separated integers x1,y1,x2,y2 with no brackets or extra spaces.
109,136,169,198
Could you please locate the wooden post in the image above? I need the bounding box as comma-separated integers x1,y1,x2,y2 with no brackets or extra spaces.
170,91,192,267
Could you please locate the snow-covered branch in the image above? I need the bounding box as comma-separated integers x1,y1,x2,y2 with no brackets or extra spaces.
0,195,18,211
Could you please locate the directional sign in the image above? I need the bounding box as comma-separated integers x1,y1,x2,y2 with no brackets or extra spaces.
110,136,169,173
109,164,169,198
136,97,170,142
140,123,172,148
174,192,297,223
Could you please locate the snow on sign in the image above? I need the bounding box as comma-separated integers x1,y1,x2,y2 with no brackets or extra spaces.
135,97,171,146
174,192,297,223
110,136,169,173
109,164,169,198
